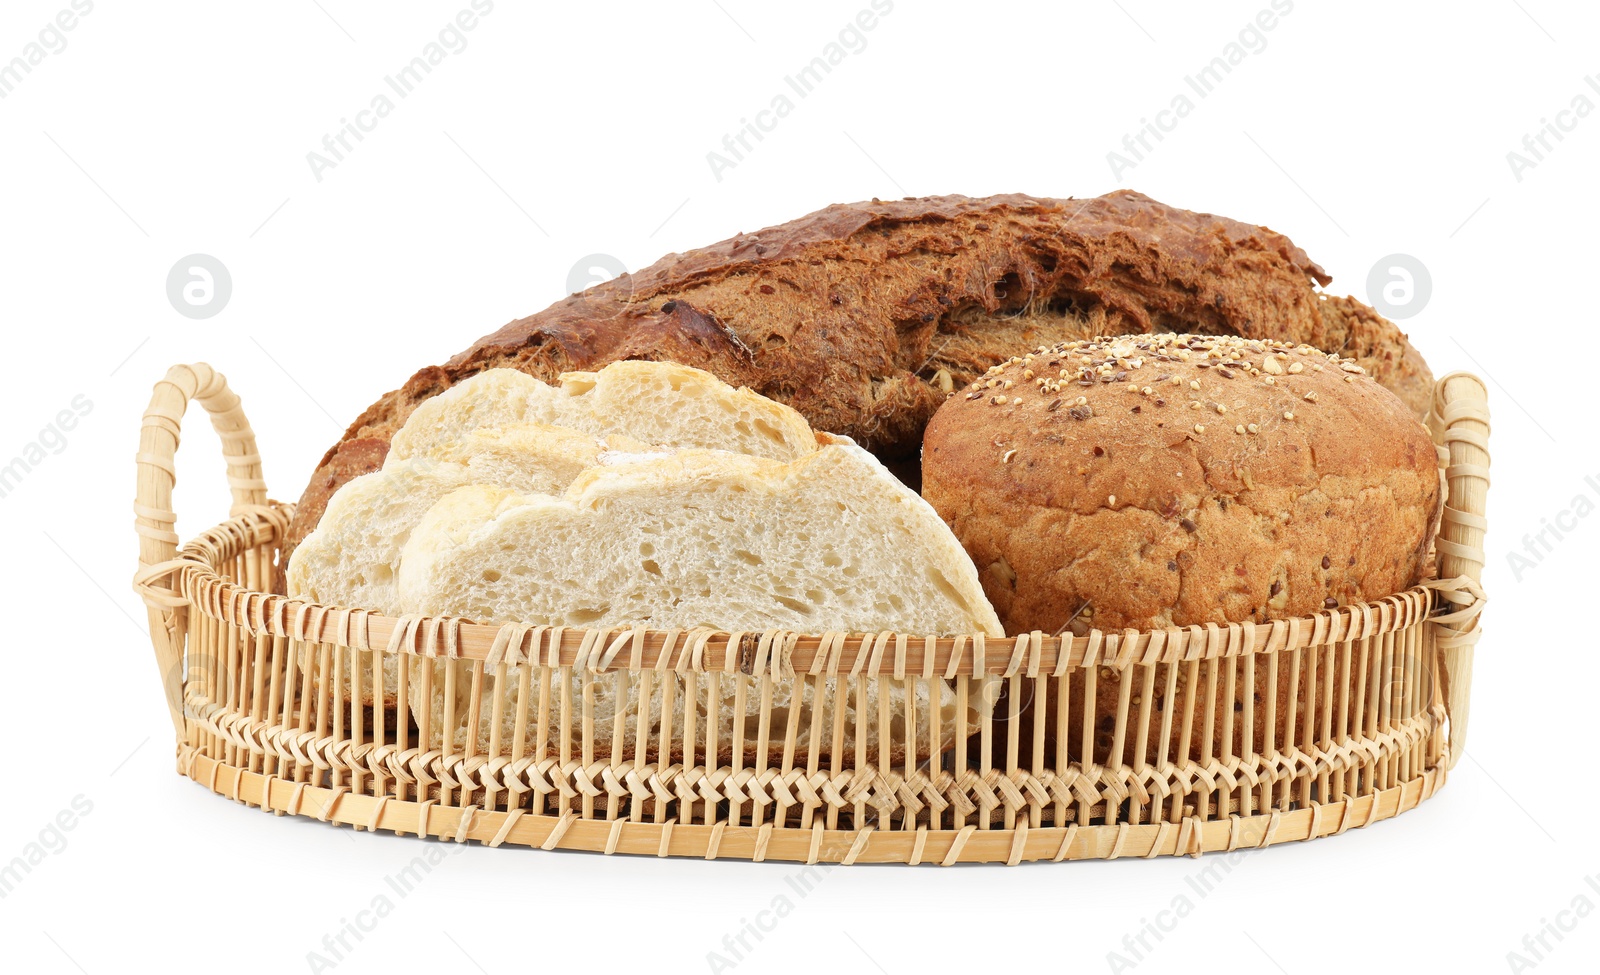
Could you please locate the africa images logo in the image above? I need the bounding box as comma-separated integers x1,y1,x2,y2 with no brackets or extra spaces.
0,396,93,501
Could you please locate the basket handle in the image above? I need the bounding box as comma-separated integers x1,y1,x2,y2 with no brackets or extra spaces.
1428,371,1490,769
133,363,268,739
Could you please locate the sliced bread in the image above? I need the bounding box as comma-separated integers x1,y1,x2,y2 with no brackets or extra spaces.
288,358,820,713
285,426,643,707
398,441,1003,764
387,361,818,467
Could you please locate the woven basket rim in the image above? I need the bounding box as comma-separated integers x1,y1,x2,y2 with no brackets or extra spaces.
148,500,1470,678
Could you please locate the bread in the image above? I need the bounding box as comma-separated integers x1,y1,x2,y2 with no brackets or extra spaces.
284,423,659,706
288,359,814,616
402,442,999,632
422,422,654,487
284,443,618,710
289,361,997,760
286,460,476,616
286,361,816,708
398,442,1004,763
921,333,1442,635
287,423,649,617
278,190,1434,583
388,360,818,465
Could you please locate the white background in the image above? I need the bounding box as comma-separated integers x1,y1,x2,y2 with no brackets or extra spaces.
0,2,1595,973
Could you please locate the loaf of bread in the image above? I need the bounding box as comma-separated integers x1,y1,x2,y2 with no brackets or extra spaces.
399,442,1003,764
278,190,1434,584
921,333,1442,635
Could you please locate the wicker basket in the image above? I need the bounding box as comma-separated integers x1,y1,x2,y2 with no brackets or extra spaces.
133,363,1489,864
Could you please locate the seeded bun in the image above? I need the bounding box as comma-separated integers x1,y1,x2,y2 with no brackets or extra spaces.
922,333,1441,634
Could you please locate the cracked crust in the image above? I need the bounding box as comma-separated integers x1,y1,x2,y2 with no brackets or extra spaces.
278,190,1432,586
921,334,1440,634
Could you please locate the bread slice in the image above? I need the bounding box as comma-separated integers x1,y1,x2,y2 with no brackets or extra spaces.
285,426,646,707
423,423,656,486
387,361,818,467
286,460,475,615
288,425,647,614
290,359,818,714
398,441,1003,764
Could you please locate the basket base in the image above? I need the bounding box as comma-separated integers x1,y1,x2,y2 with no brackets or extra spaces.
179,746,1445,864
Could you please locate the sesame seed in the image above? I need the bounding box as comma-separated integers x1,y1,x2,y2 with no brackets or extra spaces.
1012,396,1023,405
1023,370,1035,380
1189,380,1201,390
1235,424,1245,434
1263,376,1276,386
1304,391,1318,402
1108,494,1117,506
1194,423,1206,434
1141,385,1152,395
1003,379,1015,389
991,395,1005,405
1075,396,1088,406
1002,449,1017,463
1247,423,1259,434
1215,403,1227,414
965,391,982,400
1283,411,1295,420
1288,361,1304,374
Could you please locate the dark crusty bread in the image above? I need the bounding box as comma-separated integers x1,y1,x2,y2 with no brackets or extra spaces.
279,191,1433,583
921,333,1441,635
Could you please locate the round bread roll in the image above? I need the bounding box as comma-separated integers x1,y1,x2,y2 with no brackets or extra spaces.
922,333,1441,634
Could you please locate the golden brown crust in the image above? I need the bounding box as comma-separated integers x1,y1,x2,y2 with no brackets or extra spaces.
279,191,1432,586
921,334,1441,635
1316,294,1435,418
